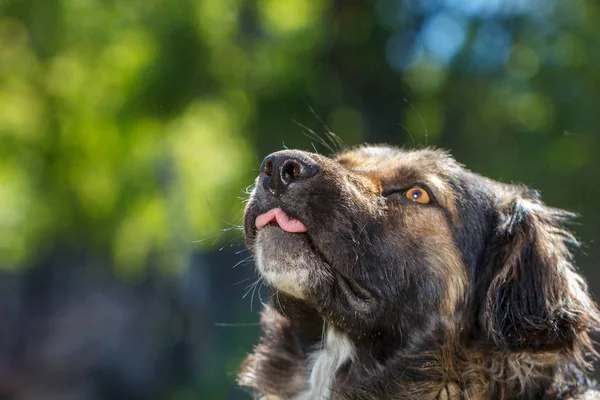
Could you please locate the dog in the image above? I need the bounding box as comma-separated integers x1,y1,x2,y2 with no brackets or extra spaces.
238,145,600,399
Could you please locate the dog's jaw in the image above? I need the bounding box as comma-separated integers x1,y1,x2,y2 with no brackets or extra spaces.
255,234,311,300
254,221,333,301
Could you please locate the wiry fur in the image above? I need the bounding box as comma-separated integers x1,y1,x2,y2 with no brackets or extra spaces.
239,146,600,399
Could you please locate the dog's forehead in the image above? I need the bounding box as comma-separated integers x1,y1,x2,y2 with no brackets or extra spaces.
335,146,462,215
335,146,456,182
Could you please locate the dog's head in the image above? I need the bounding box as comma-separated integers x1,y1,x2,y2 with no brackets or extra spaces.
243,145,599,354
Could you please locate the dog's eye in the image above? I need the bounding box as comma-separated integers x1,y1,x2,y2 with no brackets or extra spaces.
405,187,431,204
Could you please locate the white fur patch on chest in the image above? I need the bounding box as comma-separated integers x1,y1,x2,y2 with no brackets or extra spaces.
296,328,354,400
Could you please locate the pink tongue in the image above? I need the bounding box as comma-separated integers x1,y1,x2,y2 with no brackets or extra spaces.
255,208,308,233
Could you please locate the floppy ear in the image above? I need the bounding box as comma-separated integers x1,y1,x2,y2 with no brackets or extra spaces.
478,191,599,352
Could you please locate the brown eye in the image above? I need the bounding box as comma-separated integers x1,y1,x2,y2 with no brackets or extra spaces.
405,187,431,204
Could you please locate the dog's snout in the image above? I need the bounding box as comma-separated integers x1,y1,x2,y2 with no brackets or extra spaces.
260,150,319,195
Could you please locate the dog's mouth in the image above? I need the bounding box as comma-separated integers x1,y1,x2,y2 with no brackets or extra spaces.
253,208,318,259
255,208,308,233
252,207,375,308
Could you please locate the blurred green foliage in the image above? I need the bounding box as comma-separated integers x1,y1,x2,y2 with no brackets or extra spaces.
1,0,600,398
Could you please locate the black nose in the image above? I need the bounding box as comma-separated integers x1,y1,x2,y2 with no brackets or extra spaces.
259,150,320,195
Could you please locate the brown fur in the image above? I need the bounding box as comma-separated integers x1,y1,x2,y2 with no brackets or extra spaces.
239,145,600,399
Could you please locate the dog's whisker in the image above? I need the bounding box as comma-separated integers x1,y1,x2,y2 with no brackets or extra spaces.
214,322,260,327
242,277,262,300
305,104,344,152
249,277,264,312
258,282,268,307
310,142,321,155
294,120,335,153
232,255,254,269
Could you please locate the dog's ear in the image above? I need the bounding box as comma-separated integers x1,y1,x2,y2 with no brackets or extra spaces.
477,189,599,352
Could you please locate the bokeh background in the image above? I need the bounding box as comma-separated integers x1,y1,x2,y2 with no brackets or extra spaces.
1,0,600,399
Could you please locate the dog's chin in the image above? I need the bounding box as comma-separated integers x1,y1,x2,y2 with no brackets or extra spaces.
255,226,329,300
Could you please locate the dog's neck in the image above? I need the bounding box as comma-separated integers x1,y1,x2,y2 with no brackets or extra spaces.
239,305,598,400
